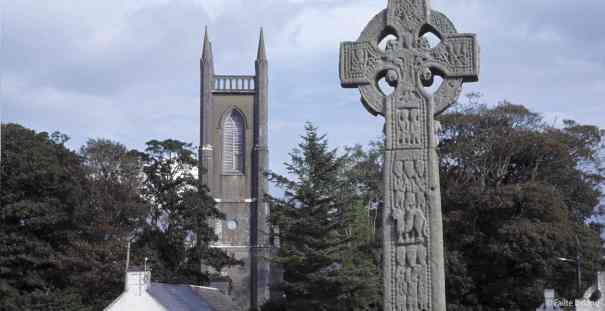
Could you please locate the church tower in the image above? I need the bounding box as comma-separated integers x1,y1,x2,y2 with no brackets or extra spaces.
199,27,274,310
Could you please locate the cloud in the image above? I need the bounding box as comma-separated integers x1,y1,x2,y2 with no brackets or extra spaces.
272,1,378,59
1,0,604,181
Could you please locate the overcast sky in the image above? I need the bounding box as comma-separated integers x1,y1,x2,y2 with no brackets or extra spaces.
1,0,604,177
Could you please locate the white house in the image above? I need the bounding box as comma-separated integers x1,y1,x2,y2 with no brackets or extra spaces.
104,268,240,311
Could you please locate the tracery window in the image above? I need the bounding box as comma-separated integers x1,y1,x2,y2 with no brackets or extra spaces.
222,110,245,174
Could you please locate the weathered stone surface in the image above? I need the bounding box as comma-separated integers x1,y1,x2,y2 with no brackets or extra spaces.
339,1,479,310
200,28,277,311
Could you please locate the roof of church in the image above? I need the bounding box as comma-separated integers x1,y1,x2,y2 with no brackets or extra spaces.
190,285,241,311
148,283,239,311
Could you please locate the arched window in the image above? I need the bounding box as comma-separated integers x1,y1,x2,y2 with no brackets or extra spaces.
222,110,245,174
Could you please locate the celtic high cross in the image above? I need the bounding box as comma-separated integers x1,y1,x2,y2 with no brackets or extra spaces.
339,1,479,310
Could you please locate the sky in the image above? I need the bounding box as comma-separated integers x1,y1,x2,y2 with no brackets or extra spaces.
1,0,604,179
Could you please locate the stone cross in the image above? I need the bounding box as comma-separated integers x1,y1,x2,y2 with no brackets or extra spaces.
339,1,479,310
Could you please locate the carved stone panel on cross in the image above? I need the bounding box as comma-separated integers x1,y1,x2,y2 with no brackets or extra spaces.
340,0,479,118
339,1,479,310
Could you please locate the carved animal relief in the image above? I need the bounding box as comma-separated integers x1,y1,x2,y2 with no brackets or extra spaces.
339,0,479,310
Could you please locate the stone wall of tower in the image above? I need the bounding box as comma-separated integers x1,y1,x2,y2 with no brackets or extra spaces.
199,28,274,311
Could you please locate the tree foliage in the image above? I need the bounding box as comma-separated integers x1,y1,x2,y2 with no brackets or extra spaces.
264,124,380,311
80,138,147,242
0,124,107,310
132,139,237,285
438,101,604,310
0,125,234,310
1,98,603,311
265,101,604,310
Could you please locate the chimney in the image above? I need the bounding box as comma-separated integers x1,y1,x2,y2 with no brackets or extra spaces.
126,267,151,296
597,271,605,292
543,289,555,309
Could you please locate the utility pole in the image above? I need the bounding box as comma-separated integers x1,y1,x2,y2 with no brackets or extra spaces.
558,234,583,298
125,240,131,291
576,234,582,298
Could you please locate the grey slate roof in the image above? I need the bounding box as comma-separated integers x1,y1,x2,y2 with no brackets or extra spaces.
191,286,241,311
149,283,239,311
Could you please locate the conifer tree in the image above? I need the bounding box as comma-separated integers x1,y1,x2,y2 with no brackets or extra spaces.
265,123,379,311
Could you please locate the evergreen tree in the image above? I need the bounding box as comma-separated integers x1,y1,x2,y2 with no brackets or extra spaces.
265,123,379,311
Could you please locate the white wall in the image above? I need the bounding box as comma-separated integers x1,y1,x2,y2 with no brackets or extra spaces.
104,272,166,311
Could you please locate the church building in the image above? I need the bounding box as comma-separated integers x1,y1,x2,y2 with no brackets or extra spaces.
199,27,278,310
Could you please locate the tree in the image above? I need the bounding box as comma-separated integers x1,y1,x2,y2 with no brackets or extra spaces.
265,123,379,311
325,100,604,310
343,141,384,242
0,124,100,310
80,138,147,241
438,101,604,310
76,139,149,307
132,139,236,285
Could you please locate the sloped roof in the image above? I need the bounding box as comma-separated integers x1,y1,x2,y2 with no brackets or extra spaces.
190,286,241,311
148,283,239,311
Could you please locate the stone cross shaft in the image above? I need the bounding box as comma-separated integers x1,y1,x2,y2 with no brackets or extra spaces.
339,0,479,310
